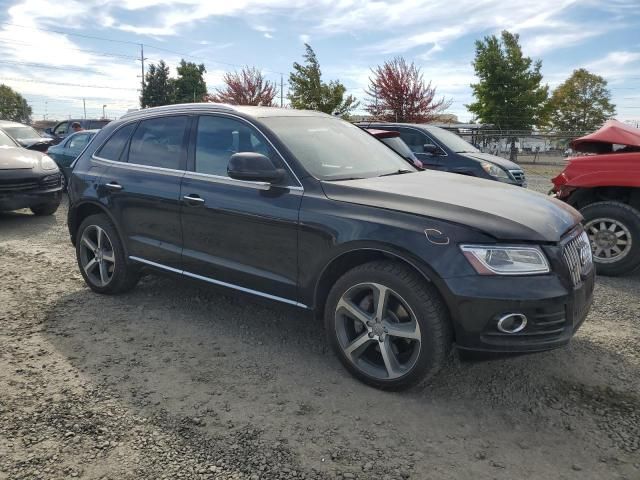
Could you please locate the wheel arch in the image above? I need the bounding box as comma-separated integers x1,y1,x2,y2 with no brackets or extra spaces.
69,201,128,257
312,247,452,333
567,186,640,212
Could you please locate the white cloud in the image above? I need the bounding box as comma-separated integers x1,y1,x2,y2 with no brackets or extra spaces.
299,34,310,44
264,33,273,39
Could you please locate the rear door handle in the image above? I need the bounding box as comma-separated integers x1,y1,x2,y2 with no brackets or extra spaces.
183,194,205,206
104,181,123,191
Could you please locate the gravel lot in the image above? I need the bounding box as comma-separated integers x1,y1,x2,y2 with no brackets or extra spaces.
1,166,639,480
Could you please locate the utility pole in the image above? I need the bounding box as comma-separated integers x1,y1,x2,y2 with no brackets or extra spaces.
280,74,283,107
140,44,146,91
83,98,86,119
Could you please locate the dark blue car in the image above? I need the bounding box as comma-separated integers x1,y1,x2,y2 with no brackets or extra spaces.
47,130,97,187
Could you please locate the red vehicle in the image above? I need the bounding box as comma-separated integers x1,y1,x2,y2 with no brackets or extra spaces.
552,120,640,275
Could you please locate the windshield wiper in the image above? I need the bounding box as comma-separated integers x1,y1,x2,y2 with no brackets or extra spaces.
378,169,413,177
324,177,366,181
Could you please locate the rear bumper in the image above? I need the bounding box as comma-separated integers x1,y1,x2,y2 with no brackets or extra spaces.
443,270,594,353
0,188,62,211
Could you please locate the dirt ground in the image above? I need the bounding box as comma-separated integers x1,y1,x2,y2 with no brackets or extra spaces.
1,168,639,479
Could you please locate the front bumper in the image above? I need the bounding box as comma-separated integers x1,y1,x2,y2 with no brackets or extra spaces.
0,188,62,211
443,270,594,353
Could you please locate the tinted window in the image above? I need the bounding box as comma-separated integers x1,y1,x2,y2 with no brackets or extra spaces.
128,116,187,170
398,128,429,154
54,122,68,135
195,115,278,177
426,126,479,153
96,123,136,161
68,132,92,150
261,116,412,180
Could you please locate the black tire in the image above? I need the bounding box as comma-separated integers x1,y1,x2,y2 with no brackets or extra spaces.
30,199,60,216
324,260,452,390
76,214,140,294
581,201,640,276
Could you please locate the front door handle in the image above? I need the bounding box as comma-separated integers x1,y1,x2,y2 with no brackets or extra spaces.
104,181,123,191
183,194,205,206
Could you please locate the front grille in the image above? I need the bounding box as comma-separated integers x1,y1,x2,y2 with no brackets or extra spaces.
0,179,39,192
563,230,593,287
508,169,526,184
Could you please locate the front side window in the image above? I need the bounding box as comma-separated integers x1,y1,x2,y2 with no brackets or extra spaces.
195,115,278,177
95,123,136,161
128,116,188,170
261,116,413,180
398,128,429,154
54,122,68,135
426,127,479,153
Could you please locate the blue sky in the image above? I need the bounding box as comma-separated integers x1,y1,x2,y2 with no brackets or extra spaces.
0,0,638,124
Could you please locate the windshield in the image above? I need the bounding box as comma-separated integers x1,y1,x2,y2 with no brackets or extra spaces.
427,126,479,153
380,136,417,160
0,129,17,147
4,125,42,141
261,116,415,180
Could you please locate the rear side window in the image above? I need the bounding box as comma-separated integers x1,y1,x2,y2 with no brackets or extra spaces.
128,116,188,170
95,123,136,161
88,120,110,129
68,132,92,150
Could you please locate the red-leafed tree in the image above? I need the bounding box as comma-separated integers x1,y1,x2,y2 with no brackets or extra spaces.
366,57,451,122
207,66,277,106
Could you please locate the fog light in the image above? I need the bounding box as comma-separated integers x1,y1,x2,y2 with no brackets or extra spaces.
496,313,527,333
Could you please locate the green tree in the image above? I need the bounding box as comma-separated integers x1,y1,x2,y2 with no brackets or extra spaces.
549,68,616,132
140,60,175,108
174,60,207,104
467,31,549,131
288,44,358,116
0,84,32,123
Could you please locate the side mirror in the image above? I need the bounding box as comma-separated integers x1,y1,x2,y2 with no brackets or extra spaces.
423,143,439,154
227,152,285,184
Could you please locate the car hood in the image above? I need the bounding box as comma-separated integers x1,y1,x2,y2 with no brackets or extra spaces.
457,151,522,170
0,146,45,170
16,137,53,148
321,171,580,242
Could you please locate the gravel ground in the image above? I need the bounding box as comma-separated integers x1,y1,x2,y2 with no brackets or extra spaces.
1,168,639,479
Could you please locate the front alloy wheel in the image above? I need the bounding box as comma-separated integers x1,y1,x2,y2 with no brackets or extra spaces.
325,261,451,390
79,225,116,287
335,283,421,380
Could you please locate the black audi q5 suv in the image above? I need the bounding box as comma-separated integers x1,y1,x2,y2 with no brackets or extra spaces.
67,104,594,389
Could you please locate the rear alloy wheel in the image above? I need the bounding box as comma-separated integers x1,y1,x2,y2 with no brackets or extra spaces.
76,214,140,294
581,201,640,276
325,261,451,390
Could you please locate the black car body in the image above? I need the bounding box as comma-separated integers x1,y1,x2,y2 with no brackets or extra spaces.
0,120,53,152
67,104,594,389
0,129,63,215
45,119,110,143
357,122,526,186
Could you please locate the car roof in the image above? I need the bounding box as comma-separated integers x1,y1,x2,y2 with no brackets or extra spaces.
356,121,443,132
120,103,334,121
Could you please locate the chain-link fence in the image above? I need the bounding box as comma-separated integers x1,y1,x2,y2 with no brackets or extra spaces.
452,129,590,165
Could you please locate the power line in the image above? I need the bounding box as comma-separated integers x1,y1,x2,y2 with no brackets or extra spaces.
0,76,138,91
0,60,99,73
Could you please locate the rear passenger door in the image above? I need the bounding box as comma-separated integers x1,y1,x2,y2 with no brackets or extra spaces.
97,116,188,270
180,114,302,302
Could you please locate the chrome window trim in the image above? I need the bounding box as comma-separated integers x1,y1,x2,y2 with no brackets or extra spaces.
129,256,308,308
183,170,303,193
92,155,185,177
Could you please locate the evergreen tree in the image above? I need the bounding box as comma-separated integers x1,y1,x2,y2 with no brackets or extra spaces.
140,60,174,108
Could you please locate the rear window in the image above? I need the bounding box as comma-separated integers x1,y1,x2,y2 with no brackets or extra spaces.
95,123,136,161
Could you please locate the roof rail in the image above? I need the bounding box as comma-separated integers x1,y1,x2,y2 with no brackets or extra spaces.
120,102,236,119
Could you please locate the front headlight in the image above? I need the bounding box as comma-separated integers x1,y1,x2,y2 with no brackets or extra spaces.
481,162,511,182
460,245,550,275
40,155,58,171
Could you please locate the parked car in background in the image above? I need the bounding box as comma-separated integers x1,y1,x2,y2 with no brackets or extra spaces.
357,122,526,186
67,104,593,390
552,120,640,276
364,128,423,169
0,120,53,152
0,128,63,215
47,129,97,188
44,119,110,143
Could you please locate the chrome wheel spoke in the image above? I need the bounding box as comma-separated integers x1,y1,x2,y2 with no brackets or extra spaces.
81,234,97,252
372,284,390,321
96,226,104,249
344,332,374,358
84,257,98,274
99,260,109,285
336,299,371,327
102,250,115,263
383,319,420,340
380,338,403,379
